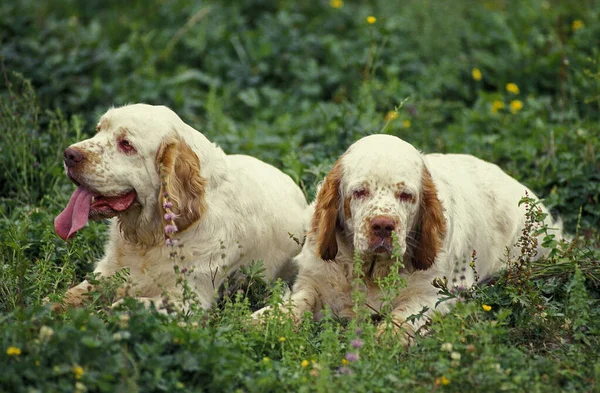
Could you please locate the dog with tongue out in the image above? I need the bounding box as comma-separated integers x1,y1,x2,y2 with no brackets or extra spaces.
53,104,308,311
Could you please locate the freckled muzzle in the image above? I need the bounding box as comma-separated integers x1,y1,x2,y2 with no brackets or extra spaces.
367,215,397,254
55,144,137,240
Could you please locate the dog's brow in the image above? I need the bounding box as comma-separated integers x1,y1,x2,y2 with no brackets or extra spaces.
95,118,111,133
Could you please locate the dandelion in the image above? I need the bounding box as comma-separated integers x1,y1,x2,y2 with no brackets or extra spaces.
509,100,523,114
491,100,504,114
351,339,364,349
450,351,461,360
301,360,310,368
72,365,84,380
341,358,349,365
6,346,21,356
165,224,178,234
279,336,286,342
572,19,584,31
472,68,482,81
330,0,343,8
506,83,520,94
402,120,411,129
345,352,359,362
435,376,450,386
482,304,492,312
385,110,398,121
441,342,453,352
366,16,376,24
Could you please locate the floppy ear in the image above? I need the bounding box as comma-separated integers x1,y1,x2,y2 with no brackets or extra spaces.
156,136,207,232
413,167,446,270
312,160,342,261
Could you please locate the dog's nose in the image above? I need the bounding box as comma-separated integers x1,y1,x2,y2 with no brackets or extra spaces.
370,216,395,239
64,147,84,168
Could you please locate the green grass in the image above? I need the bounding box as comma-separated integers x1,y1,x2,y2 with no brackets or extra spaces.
1,0,599,391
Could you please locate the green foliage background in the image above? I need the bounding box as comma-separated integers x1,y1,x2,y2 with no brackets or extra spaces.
0,0,599,391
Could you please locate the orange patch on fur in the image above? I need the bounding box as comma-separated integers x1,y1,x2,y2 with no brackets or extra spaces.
157,136,207,232
413,168,446,270
344,196,352,219
313,159,343,261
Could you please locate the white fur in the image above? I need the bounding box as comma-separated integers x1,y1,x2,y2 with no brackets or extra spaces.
62,104,308,310
271,134,561,341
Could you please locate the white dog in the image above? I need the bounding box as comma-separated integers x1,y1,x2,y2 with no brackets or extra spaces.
260,134,561,342
54,104,308,310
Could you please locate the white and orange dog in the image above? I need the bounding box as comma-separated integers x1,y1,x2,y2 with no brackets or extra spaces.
258,134,561,342
54,104,308,310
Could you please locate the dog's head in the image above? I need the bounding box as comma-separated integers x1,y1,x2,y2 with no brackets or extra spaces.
54,104,206,245
312,134,446,271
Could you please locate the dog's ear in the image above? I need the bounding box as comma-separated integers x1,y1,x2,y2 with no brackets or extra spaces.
312,160,342,261
156,136,207,232
413,167,446,270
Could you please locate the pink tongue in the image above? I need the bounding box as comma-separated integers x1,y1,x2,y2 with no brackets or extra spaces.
54,187,95,240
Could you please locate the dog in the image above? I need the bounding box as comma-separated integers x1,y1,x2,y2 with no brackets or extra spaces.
255,134,562,343
54,104,309,311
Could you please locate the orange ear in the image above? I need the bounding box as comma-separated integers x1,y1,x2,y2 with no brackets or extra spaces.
413,167,446,270
156,136,206,232
312,160,342,261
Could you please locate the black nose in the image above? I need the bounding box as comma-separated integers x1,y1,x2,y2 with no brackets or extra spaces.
371,216,395,238
64,147,84,168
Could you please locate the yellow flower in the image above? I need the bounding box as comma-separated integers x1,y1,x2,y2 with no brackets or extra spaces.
72,365,84,380
572,20,584,31
482,304,492,312
301,360,310,368
385,110,398,121
341,358,349,365
367,16,377,24
472,68,482,81
506,83,520,94
491,100,505,114
435,376,451,386
278,336,286,342
402,120,411,129
509,100,523,113
263,357,270,362
6,346,21,356
330,0,343,8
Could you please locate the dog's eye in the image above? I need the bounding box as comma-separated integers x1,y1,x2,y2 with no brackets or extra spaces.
118,139,136,153
398,192,413,202
353,189,369,199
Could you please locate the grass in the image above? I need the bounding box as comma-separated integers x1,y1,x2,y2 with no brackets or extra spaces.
1,0,599,391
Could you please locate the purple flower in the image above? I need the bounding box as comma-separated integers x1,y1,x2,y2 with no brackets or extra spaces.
337,366,353,375
163,201,173,209
165,238,178,246
350,339,363,349
180,268,188,274
345,352,359,362
165,224,178,234
163,192,169,198
164,212,176,221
